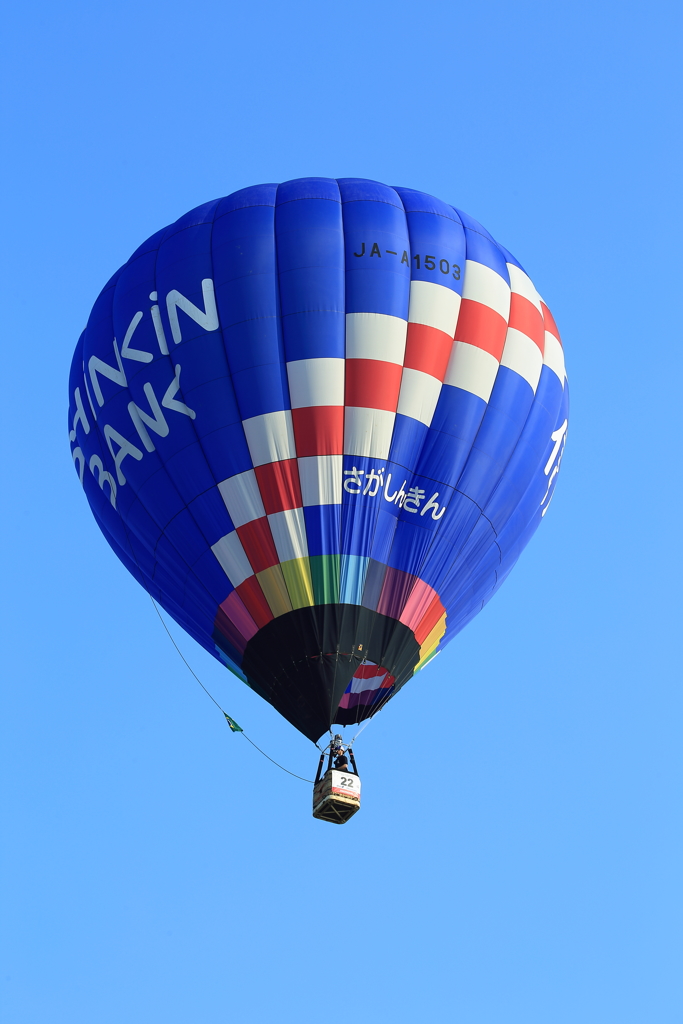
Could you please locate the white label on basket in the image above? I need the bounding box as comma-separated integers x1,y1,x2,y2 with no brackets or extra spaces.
329,770,361,797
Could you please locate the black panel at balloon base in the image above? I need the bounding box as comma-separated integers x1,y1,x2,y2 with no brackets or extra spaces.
312,769,361,824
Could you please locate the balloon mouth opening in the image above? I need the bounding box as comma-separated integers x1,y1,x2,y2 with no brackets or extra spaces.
214,604,420,742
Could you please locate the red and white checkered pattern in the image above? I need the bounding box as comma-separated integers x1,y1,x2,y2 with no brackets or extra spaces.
540,301,566,385
396,281,461,426
344,312,407,459
444,259,511,401
210,263,565,616
500,264,545,391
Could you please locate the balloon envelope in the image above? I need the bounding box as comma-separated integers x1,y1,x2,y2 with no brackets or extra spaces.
68,178,568,741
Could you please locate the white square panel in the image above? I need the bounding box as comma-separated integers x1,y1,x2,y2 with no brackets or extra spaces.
211,530,253,587
407,280,461,336
218,469,265,528
343,407,395,459
267,507,308,562
287,358,344,408
345,313,407,364
242,409,296,466
298,455,343,506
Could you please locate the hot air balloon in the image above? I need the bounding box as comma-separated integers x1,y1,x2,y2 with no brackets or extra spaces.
68,178,568,803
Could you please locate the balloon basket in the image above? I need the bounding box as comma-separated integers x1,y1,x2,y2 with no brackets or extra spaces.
312,769,361,824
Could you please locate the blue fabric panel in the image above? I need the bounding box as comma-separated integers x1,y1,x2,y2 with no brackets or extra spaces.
276,267,342,317
495,241,526,273
274,192,344,258
174,327,230,388
495,384,569,561
128,226,167,263
214,645,248,681
484,369,565,532
394,186,461,221
456,368,535,506
215,183,277,217
97,519,212,650
303,504,341,557
366,507,397,564
162,442,217,507
487,365,536,421
126,356,207,463
388,469,457,582
277,177,341,203
126,475,185,548
228,361,289,421
155,225,217,348
390,415,429,472
220,319,281,375
361,558,388,610
339,454,402,568
417,492,486,591
158,505,209,573
276,311,344,362
183,546,232,607
131,466,187,532
340,453,380,558
165,199,220,234
211,201,288,419
213,207,279,291
454,207,510,281
441,568,499,634
187,487,235,547
339,181,410,318
173,335,251,478
387,518,440,578
339,555,369,604
198,421,253,483
418,428,480,492
337,178,405,206
394,188,466,295
438,524,501,610
217,273,279,326
275,187,345,361
429,385,488,443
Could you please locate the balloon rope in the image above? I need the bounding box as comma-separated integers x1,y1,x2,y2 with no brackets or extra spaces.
149,595,224,712
82,391,314,785
239,734,313,784
149,595,313,784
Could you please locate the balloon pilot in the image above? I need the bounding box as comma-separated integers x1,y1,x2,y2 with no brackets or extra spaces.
312,734,361,824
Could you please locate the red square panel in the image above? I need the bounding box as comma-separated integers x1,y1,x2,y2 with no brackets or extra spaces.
345,359,402,411
292,406,344,456
236,517,279,573
414,594,446,645
455,299,507,361
404,323,453,381
541,301,562,345
508,293,544,351
254,458,302,514
214,606,249,654
236,576,273,629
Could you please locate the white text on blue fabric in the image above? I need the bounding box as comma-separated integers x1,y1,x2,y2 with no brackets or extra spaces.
69,279,219,508
343,466,446,520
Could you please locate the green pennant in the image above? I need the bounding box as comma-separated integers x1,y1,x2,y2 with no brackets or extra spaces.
224,713,243,733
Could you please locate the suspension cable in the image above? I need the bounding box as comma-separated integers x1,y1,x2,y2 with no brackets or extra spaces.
150,595,313,783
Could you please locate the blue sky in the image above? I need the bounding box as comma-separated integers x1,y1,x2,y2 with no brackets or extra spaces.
2,1,681,1021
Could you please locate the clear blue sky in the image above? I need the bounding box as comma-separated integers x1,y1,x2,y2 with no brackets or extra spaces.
2,2,681,1021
